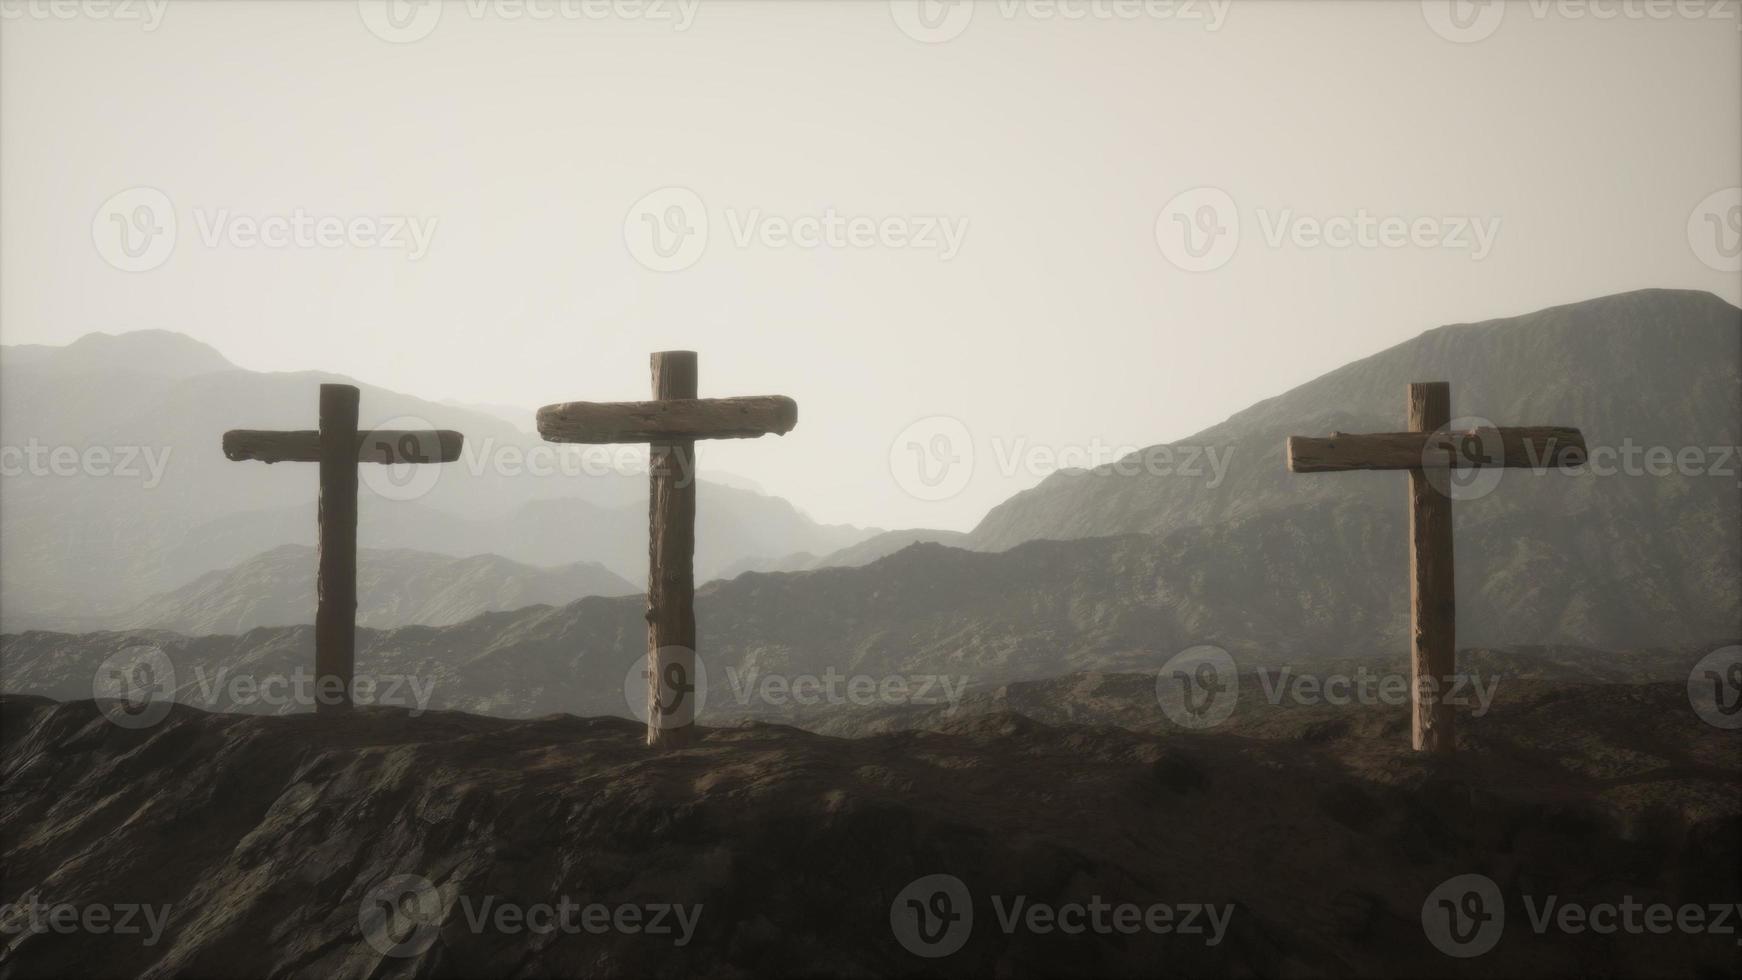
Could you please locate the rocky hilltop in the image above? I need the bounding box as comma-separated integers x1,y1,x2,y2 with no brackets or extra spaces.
0,674,1735,978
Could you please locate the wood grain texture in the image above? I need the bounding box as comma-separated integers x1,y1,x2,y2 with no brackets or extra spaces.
646,352,699,748
535,396,797,444
315,383,359,715
1287,426,1586,473
1407,382,1456,754
223,429,463,464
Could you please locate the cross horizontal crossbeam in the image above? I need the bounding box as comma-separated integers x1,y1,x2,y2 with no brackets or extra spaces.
1287,426,1585,473
536,396,797,444
222,429,464,465
1286,382,1586,754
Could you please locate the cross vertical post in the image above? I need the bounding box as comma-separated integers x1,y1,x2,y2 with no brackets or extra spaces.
223,384,462,713
1407,382,1455,752
536,352,798,747
316,383,360,714
648,352,699,748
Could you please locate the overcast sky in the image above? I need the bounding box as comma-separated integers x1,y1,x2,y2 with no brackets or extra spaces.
3,1,1738,531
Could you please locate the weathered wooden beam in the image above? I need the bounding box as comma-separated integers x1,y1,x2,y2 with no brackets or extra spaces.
646,352,699,748
1407,383,1456,754
315,383,359,715
536,396,797,445
1286,426,1586,473
223,429,463,464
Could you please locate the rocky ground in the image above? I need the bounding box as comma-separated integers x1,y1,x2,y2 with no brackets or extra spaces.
1,671,1737,979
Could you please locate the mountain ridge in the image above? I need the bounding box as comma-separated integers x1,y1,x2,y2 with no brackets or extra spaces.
0,332,876,626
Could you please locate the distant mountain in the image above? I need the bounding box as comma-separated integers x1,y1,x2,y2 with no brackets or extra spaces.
5,290,1737,689
971,288,1740,551
964,288,1741,651
713,527,966,579
103,545,637,634
0,330,874,628
7,527,1734,728
6,329,234,380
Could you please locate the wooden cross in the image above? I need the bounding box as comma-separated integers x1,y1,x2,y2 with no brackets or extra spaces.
222,383,462,713
1286,382,1586,753
536,351,797,747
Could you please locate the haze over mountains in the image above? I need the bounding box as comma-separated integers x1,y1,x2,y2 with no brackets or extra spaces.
962,288,1741,653
4,289,1737,713
0,332,875,630
105,545,636,635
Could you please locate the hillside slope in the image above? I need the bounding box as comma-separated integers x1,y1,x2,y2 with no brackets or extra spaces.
109,545,638,634
966,288,1741,648
0,684,1733,977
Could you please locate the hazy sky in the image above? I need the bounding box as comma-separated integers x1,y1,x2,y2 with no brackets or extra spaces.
3,1,1738,531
